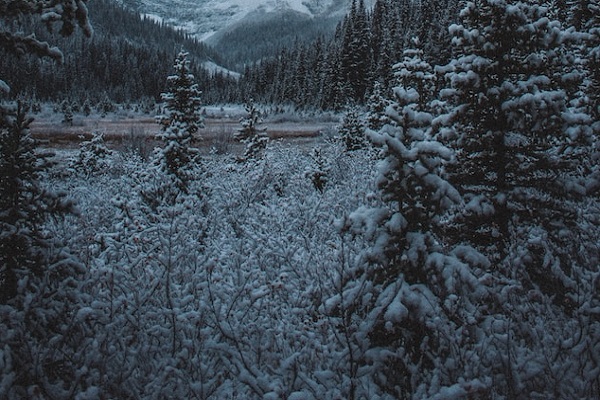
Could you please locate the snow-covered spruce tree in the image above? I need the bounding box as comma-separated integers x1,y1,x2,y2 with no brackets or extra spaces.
234,98,268,161
305,147,330,193
366,81,391,131
439,1,600,397
155,50,204,193
443,0,589,289
0,3,93,396
61,100,74,126
82,99,92,116
442,1,566,257
0,102,90,397
338,106,367,151
69,131,112,176
333,45,495,398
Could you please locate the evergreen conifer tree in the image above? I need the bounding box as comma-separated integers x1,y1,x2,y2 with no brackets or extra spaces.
234,98,268,161
337,44,488,398
305,147,329,193
338,106,367,151
155,50,204,192
435,2,600,396
70,131,112,175
366,81,390,131
0,103,73,301
442,0,576,267
0,2,93,395
61,100,74,125
340,0,372,102
82,99,92,116
0,102,88,396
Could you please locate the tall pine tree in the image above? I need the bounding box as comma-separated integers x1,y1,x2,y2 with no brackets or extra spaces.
155,50,204,193
336,45,491,398
1,2,94,395
0,102,90,397
442,0,576,270
340,0,372,103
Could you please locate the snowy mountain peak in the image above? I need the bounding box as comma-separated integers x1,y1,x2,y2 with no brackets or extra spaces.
124,0,350,42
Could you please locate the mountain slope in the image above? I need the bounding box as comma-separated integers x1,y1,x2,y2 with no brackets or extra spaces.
120,0,374,64
122,0,351,40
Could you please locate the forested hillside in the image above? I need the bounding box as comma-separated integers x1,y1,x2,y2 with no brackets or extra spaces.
239,0,461,109
0,0,488,109
0,0,237,104
208,9,340,68
0,0,464,109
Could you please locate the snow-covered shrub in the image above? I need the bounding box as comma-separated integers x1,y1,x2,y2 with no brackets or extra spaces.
338,106,368,151
69,131,113,175
234,99,268,161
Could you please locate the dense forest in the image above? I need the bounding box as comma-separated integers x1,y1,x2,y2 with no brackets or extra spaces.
0,0,238,104
1,0,600,399
0,0,462,109
239,0,461,109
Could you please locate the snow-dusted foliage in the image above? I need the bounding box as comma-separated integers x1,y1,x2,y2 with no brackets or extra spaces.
366,81,390,131
69,131,112,175
338,106,368,151
2,0,599,398
5,101,600,399
155,50,204,192
234,99,268,161
0,102,90,398
34,140,382,399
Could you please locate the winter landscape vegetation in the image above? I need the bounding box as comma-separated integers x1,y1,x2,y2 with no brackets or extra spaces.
1,0,599,398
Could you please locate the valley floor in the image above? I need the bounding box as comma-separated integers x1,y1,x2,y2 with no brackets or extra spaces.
29,106,338,151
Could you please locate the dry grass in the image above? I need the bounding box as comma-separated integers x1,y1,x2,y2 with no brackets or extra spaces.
30,116,334,150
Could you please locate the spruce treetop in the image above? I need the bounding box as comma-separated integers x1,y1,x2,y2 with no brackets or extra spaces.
154,50,204,192
157,50,204,145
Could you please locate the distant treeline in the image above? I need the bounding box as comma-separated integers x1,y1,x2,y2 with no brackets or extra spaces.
0,0,239,105
237,0,461,110
0,0,464,111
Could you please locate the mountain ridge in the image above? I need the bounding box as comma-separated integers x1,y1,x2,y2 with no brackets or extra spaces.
120,0,357,41
119,0,374,64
